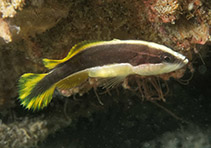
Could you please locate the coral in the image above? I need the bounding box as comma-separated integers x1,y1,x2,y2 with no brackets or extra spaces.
0,118,47,148
142,126,211,148
0,18,12,43
140,0,211,60
0,0,25,18
158,20,210,52
0,115,71,148
0,0,25,42
0,0,68,44
144,0,180,23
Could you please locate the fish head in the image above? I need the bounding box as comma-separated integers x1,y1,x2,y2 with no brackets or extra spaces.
153,51,188,75
132,42,189,76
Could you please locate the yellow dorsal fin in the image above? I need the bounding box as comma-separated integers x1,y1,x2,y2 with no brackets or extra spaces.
42,58,63,70
62,39,120,62
42,40,104,69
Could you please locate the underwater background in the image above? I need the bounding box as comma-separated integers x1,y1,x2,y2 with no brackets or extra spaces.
0,0,210,148
40,52,211,148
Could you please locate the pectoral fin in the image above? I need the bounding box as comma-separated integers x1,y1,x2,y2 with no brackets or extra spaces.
98,77,126,89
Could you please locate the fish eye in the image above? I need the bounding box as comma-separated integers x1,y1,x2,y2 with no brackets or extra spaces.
163,56,171,62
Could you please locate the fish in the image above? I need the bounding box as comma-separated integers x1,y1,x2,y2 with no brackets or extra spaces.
18,39,188,110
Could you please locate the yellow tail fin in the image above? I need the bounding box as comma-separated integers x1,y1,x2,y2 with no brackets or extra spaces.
18,73,56,111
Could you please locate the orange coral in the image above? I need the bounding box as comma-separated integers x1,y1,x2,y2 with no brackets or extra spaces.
144,0,179,23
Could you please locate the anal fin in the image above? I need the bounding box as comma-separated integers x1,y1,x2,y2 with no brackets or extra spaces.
56,70,89,90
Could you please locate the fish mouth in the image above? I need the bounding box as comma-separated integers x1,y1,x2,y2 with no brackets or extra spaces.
183,58,189,65
176,57,188,70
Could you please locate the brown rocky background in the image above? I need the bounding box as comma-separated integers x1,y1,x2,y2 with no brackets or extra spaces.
0,0,210,147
